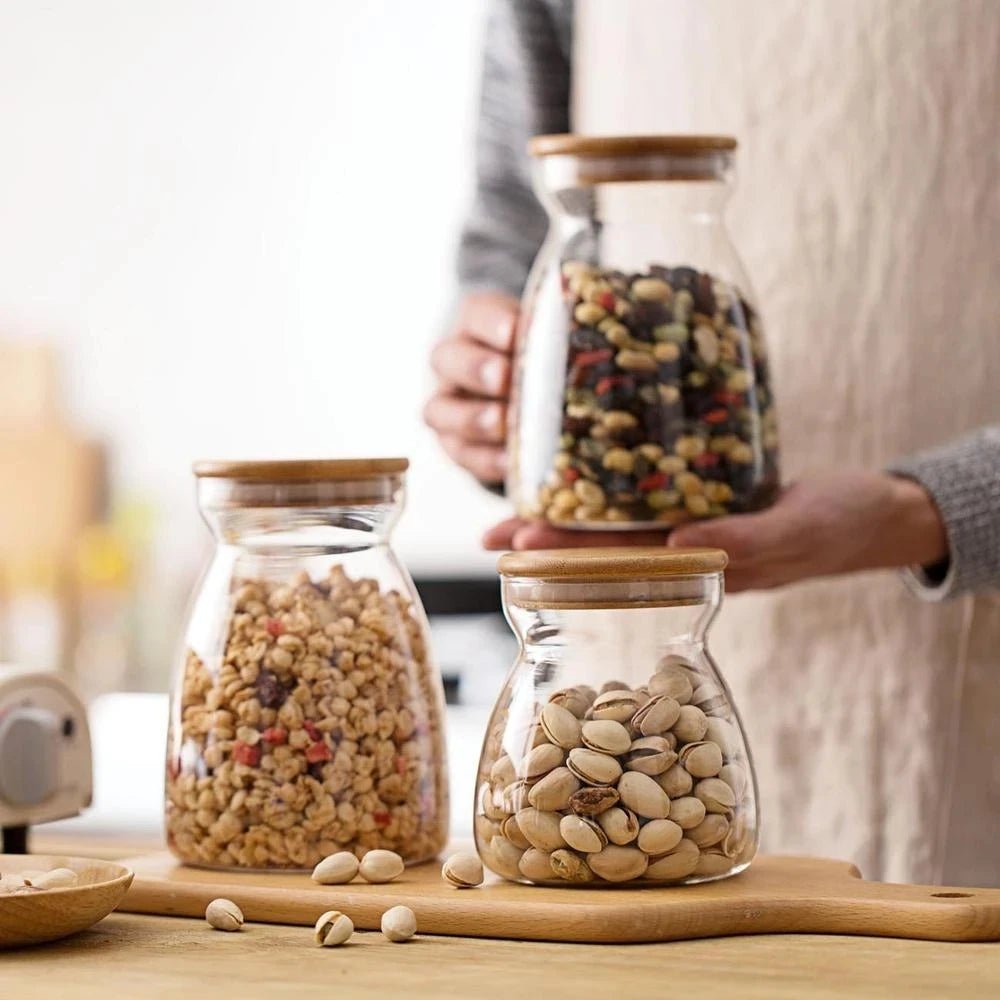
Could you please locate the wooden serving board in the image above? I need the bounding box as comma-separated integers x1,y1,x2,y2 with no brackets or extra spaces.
117,852,1000,944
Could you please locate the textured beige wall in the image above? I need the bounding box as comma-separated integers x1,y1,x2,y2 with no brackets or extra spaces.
575,0,1000,885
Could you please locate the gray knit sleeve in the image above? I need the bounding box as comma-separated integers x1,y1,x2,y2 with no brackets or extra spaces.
457,0,573,298
888,426,1000,600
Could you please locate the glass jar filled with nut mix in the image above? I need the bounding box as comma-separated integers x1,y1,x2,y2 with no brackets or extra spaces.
476,547,758,886
508,134,779,529
166,459,448,870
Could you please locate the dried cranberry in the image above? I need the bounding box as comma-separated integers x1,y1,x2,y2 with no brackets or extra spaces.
305,741,332,763
692,452,721,469
637,472,668,491
704,408,730,425
256,670,286,709
562,468,580,483
261,726,288,745
303,720,321,742
264,618,284,638
595,290,616,311
232,741,261,767
373,810,391,829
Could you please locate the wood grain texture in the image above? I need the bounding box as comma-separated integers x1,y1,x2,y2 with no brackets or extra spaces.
118,852,1000,944
2,913,999,1000
0,854,133,948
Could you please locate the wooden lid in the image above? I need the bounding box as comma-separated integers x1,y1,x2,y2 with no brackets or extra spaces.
498,547,728,580
192,458,408,481
528,134,737,158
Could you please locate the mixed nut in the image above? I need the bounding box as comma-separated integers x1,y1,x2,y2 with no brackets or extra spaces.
520,260,779,527
475,655,756,885
166,565,448,870
0,866,81,894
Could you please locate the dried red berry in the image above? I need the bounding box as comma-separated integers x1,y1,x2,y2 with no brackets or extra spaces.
704,408,730,425
563,468,581,483
261,727,288,745
373,810,391,829
305,741,332,763
303,720,321,742
637,472,668,491
595,375,630,396
395,755,408,776
573,348,614,368
692,452,721,469
232,741,261,767
264,618,284,637
595,290,616,311
713,390,741,405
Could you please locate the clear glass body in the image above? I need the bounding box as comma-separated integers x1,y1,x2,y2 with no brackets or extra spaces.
165,474,449,870
475,573,759,886
509,148,779,528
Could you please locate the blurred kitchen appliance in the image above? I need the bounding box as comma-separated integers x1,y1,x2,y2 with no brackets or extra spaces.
0,664,92,852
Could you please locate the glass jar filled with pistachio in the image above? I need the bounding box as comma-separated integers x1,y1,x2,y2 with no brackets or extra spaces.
508,134,779,529
475,547,758,887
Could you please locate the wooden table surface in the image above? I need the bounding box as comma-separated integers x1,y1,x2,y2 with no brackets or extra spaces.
5,833,996,999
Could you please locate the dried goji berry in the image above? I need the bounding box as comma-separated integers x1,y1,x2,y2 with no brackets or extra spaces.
637,472,668,491
232,741,261,767
595,290,616,311
573,348,613,368
264,618,284,637
563,468,581,483
261,727,287,745
704,408,730,425
305,741,332,763
373,810,391,829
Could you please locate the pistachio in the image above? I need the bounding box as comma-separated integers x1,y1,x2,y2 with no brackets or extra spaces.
381,905,417,942
591,689,644,724
645,838,700,880
516,807,567,852
566,748,623,786
637,819,684,856
719,762,748,798
723,814,751,859
678,741,723,778
598,679,631,695
500,814,532,850
580,719,632,755
314,909,353,947
624,736,678,776
689,813,730,848
501,779,530,814
694,850,732,877
672,704,709,744
657,763,694,798
311,851,360,885
631,695,681,736
550,849,594,882
475,814,501,844
706,718,740,758
568,785,620,816
26,868,78,890
587,845,649,883
519,847,556,882
559,814,608,853
596,806,640,845
205,898,244,932
691,680,730,717
648,666,693,705
548,687,592,719
442,852,484,888
521,742,566,782
489,754,516,788
617,771,671,820
487,835,524,879
358,849,404,884
669,796,707,829
540,702,583,750
527,766,580,811
695,777,737,813
480,784,508,822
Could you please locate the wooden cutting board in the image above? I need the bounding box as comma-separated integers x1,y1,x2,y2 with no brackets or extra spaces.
118,852,1000,944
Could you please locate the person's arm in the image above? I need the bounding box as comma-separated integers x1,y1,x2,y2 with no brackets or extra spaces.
887,426,1000,599
425,0,572,486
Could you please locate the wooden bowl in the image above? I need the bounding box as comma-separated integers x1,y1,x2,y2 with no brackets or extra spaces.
0,853,134,948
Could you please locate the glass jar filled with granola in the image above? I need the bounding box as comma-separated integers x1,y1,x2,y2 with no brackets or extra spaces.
509,134,779,529
166,459,448,870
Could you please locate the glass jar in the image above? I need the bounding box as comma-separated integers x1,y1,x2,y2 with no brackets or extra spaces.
165,459,449,870
475,547,758,886
509,134,779,529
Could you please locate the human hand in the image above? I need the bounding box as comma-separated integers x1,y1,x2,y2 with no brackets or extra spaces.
484,471,949,594
425,291,518,485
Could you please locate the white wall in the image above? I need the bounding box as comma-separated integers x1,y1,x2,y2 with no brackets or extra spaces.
0,0,507,581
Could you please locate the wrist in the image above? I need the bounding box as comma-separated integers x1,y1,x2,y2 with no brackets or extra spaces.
886,475,949,569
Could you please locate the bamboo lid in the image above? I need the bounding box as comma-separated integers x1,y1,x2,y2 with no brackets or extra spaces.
498,547,728,580
192,458,408,481
528,134,737,158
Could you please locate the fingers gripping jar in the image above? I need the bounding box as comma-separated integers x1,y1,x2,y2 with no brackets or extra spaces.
475,547,758,886
166,459,449,870
509,134,779,529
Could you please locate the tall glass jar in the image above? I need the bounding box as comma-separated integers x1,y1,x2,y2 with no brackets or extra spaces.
475,547,758,886
509,134,779,529
166,459,449,870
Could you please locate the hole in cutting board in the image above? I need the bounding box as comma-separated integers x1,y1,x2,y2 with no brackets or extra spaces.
931,892,973,898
